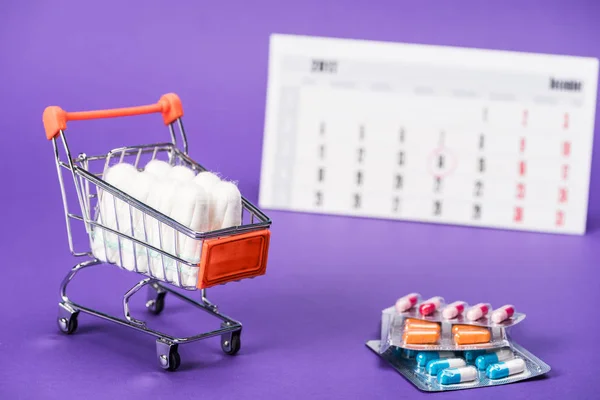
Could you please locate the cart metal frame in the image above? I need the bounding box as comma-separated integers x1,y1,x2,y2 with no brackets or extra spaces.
44,93,271,371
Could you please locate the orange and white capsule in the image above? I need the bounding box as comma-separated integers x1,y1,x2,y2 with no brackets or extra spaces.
491,304,515,323
395,293,421,313
442,301,467,319
419,296,444,316
466,303,492,321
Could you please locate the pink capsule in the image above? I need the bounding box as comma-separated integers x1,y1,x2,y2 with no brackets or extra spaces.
419,296,444,316
442,301,467,319
466,303,492,321
395,293,421,313
491,304,515,323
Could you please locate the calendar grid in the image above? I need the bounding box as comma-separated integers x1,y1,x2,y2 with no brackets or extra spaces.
261,35,599,235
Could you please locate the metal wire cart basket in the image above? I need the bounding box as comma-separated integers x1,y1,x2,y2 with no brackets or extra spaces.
43,93,271,371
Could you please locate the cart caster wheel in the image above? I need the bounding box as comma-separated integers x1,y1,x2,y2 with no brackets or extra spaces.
165,350,180,371
147,291,166,315
221,331,241,355
157,341,180,371
58,314,78,335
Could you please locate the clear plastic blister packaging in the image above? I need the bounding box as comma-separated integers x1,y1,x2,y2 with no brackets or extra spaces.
369,293,550,392
379,294,525,353
366,340,551,392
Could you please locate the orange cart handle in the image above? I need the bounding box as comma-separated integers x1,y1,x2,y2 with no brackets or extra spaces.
42,93,184,140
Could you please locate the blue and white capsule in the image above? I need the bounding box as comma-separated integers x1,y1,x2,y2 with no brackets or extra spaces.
427,357,466,375
437,365,478,385
486,358,526,379
416,351,455,367
475,348,514,370
464,349,487,363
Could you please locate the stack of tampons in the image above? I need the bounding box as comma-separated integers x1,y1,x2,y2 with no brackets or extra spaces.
91,159,242,287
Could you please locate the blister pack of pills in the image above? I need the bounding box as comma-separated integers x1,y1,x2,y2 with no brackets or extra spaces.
380,294,526,352
366,340,551,392
368,292,550,392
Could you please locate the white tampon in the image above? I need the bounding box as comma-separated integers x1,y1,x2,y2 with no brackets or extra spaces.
180,265,200,289
145,179,178,280
90,218,109,262
113,168,141,271
143,159,172,179
104,162,139,186
169,182,210,284
168,165,196,182
123,171,154,273
193,171,222,230
158,179,179,280
98,163,138,264
142,179,162,277
193,171,221,189
219,182,242,229
212,181,242,230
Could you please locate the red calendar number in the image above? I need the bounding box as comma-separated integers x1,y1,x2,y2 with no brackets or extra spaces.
516,183,526,199
519,161,526,176
562,165,569,180
514,207,524,222
556,210,565,226
559,188,568,203
563,113,569,129
522,109,528,127
519,138,526,153
563,142,571,157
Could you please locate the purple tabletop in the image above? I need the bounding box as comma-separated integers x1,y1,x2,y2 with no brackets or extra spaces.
2,1,599,398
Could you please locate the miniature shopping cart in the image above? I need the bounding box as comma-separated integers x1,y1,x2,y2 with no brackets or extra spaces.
43,93,271,371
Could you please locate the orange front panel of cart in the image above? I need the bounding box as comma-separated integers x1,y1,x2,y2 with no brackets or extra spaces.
197,229,271,289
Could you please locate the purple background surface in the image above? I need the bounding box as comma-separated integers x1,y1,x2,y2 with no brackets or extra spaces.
1,1,600,399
